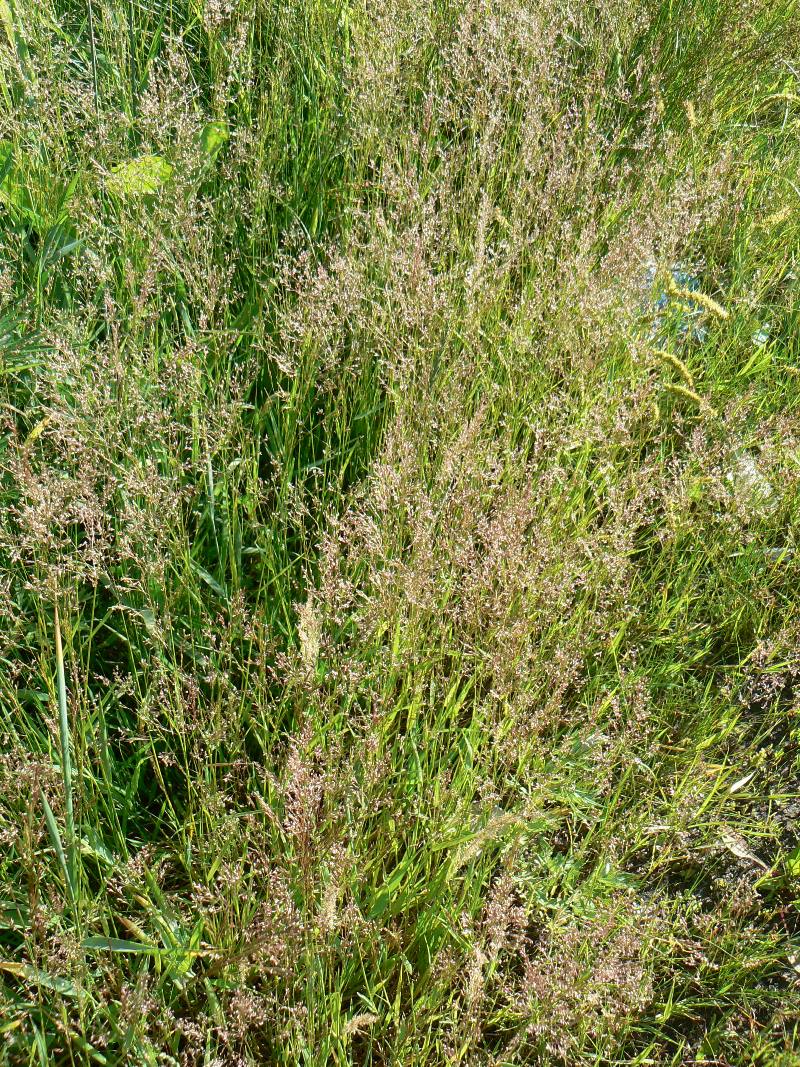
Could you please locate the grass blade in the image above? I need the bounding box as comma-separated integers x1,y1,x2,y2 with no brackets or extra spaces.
53,602,76,892
40,789,75,902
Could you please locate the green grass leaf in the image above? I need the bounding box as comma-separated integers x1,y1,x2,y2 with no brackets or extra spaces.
82,936,160,955
40,790,75,902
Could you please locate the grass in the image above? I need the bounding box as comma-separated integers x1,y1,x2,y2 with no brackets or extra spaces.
1,0,800,1063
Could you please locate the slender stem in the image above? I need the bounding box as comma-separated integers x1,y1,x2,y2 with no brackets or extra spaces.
128,0,137,117
54,601,75,887
87,0,100,115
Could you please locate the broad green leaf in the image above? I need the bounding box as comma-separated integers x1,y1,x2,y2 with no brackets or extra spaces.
199,121,229,158
106,155,173,198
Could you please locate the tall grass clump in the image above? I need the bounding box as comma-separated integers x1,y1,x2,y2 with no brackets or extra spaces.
1,0,800,1063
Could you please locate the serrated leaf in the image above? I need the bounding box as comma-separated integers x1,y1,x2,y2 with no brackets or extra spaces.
106,155,173,198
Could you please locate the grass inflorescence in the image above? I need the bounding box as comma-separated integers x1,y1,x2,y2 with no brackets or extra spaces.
1,0,800,1064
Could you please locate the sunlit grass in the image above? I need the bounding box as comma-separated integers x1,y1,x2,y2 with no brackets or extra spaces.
0,1,799,1064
